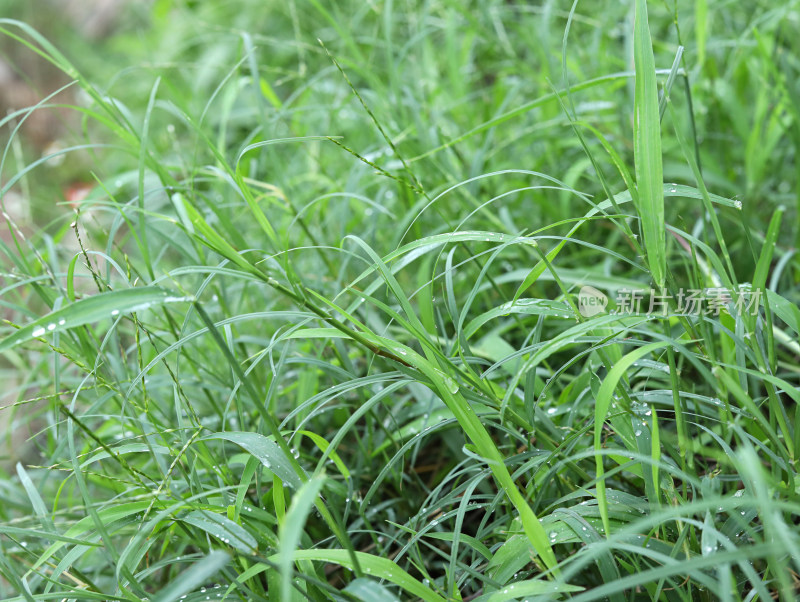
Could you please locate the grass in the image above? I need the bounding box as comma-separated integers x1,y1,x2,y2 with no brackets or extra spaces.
1,0,800,599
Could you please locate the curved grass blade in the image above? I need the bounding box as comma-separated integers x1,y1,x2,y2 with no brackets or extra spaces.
181,510,257,554
0,287,191,353
278,476,326,602
200,432,305,490
153,550,230,602
268,549,445,602
482,579,584,601
594,342,668,535
344,578,403,602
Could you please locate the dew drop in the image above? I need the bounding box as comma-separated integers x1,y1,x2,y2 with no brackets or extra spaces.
46,323,56,331
111,309,120,316
445,378,460,394
32,327,46,337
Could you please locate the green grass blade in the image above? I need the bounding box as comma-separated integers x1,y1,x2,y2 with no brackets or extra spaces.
344,578,403,602
633,0,666,288
278,476,326,602
270,549,445,602
153,550,231,602
201,432,306,489
181,510,258,554
0,287,191,353
594,341,668,535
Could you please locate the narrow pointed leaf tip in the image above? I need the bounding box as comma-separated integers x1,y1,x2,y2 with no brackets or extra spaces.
0,287,193,353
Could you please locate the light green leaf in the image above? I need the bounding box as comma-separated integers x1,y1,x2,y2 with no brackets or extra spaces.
181,510,257,554
201,432,305,489
278,476,326,602
633,0,665,288
267,549,445,602
594,342,668,534
483,579,583,601
153,550,230,602
344,578,403,602
0,287,191,353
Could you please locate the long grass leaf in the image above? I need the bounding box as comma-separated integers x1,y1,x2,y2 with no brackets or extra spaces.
633,0,666,288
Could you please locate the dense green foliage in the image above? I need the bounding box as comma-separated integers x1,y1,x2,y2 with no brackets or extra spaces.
2,0,800,599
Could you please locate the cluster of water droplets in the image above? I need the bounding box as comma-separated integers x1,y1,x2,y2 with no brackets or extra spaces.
177,584,226,600
631,401,653,438
31,319,67,338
